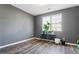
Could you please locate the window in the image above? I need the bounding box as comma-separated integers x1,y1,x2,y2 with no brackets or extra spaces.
42,13,62,31
42,16,51,31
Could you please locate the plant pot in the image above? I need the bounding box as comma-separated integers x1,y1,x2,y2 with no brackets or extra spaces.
55,38,61,44
61,40,65,45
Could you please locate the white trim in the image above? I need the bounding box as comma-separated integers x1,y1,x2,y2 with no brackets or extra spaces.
0,38,34,49
66,43,77,46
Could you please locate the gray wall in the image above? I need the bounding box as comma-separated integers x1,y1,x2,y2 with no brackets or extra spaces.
34,6,79,43
0,5,34,46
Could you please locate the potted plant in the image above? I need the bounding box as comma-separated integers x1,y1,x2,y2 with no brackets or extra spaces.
43,21,50,34
76,38,79,48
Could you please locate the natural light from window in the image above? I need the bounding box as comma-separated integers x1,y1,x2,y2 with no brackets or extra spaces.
42,13,62,31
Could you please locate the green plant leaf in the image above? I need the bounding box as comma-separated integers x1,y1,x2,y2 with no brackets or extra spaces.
77,39,79,44
43,21,50,32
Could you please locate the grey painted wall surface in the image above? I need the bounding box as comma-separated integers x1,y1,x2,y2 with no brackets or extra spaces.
34,6,79,43
0,5,34,46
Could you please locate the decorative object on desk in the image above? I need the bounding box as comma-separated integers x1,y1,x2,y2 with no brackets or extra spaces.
61,37,66,45
76,38,79,48
43,21,50,34
54,38,61,44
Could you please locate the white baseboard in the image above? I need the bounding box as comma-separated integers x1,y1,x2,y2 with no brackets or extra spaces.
66,42,77,46
0,38,34,49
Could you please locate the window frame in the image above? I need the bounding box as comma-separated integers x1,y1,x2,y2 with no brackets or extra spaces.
42,13,62,32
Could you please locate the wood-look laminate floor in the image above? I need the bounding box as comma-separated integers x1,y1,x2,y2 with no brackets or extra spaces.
0,38,79,54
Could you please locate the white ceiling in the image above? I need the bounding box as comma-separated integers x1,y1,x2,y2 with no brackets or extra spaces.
12,4,79,16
